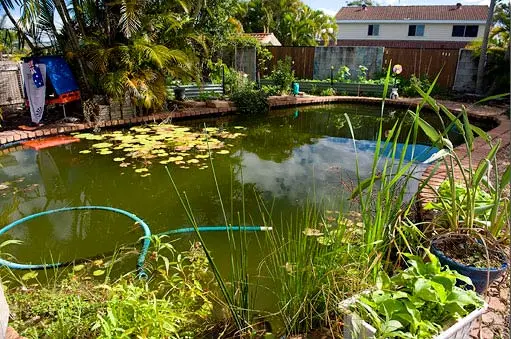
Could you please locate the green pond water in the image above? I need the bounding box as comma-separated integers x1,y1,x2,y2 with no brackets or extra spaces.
0,103,494,311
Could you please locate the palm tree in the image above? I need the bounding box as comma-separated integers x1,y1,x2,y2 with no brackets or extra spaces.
0,0,35,49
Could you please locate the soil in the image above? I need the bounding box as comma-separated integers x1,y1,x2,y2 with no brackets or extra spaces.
433,235,507,268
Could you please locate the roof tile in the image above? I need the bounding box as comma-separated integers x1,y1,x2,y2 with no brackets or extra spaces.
336,5,488,21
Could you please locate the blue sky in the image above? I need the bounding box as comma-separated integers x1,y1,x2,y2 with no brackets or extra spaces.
303,0,490,16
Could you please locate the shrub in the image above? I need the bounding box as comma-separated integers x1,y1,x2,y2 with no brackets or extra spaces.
268,57,295,95
230,84,269,114
196,91,222,101
336,65,351,82
320,87,336,96
261,84,280,96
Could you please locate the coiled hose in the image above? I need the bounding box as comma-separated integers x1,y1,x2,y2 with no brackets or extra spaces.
0,206,270,279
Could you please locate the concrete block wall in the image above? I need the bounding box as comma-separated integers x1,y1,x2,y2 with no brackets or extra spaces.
453,49,478,93
313,46,384,80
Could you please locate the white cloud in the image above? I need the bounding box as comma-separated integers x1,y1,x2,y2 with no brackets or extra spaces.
318,8,338,16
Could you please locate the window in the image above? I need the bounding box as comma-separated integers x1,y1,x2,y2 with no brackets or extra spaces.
408,24,424,36
465,25,479,37
368,24,379,36
452,25,479,37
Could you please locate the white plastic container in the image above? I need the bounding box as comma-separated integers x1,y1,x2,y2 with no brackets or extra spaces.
340,294,488,339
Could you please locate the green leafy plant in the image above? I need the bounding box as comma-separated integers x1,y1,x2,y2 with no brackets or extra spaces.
197,91,222,101
268,57,295,95
357,65,368,82
230,84,269,115
336,65,351,82
412,89,511,241
319,87,336,96
349,249,484,338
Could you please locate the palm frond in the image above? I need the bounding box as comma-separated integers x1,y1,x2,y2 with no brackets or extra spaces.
119,0,142,38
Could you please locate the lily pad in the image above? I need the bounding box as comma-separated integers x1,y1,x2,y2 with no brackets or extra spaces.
73,264,85,272
135,168,149,173
93,270,105,276
216,150,230,155
113,157,126,162
92,142,113,148
21,271,38,281
79,150,91,154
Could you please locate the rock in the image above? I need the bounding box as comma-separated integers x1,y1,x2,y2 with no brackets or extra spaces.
206,100,230,108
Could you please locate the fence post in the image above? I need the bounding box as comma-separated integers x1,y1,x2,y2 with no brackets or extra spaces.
222,65,225,95
330,65,334,87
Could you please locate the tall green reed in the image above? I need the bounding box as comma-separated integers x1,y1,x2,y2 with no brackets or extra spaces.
348,64,426,277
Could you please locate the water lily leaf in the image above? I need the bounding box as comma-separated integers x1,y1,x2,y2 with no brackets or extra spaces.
195,154,209,159
113,157,126,162
119,162,131,167
73,264,85,272
234,126,245,129
180,166,189,169
93,259,103,266
93,270,105,276
21,271,38,281
140,173,151,177
98,150,113,155
135,168,149,173
92,142,113,148
79,150,91,154
187,159,200,164
217,150,230,155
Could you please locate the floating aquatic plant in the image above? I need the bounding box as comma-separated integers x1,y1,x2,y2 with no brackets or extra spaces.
74,124,246,177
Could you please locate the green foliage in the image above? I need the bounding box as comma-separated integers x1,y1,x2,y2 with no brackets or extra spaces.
400,75,439,97
235,0,337,46
357,65,368,82
268,57,295,95
230,84,269,115
336,65,351,82
413,90,511,241
261,84,280,96
260,205,371,335
5,239,213,339
349,65,426,276
352,250,484,339
319,87,336,96
196,91,223,101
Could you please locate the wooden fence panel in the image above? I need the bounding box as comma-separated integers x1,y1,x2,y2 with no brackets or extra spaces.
264,47,315,79
383,48,460,88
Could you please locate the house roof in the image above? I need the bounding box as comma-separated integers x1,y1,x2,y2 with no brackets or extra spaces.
335,5,488,21
335,39,469,49
245,33,282,46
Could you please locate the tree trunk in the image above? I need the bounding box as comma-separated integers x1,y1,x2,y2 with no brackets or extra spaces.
0,0,36,50
71,0,87,37
54,0,91,94
475,0,497,95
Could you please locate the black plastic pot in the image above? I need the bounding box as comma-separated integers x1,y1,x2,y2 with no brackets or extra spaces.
173,87,186,101
431,240,508,294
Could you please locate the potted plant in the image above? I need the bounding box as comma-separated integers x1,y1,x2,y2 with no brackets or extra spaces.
341,250,487,339
415,98,509,293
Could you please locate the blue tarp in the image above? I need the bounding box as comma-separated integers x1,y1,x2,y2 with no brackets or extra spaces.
325,137,440,163
31,56,79,95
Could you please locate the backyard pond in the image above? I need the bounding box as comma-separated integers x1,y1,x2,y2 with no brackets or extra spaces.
0,103,495,311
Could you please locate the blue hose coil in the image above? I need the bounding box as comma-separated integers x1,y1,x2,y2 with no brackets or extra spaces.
0,206,152,279
0,206,271,279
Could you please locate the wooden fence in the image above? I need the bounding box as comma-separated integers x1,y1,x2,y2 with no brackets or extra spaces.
263,46,464,90
263,47,315,79
383,48,460,88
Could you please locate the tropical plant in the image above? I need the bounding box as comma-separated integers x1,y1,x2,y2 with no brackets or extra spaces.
268,57,295,95
412,90,510,241
348,249,484,338
230,84,269,115
336,65,351,82
235,0,337,46
349,66,426,276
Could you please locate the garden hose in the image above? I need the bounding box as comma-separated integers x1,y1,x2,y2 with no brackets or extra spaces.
0,206,271,279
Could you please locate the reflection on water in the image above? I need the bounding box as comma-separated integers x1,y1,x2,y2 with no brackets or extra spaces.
0,103,493,272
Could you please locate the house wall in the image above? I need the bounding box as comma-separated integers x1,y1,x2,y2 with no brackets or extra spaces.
337,22,485,42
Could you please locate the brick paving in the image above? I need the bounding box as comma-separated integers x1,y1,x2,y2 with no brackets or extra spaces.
0,95,508,337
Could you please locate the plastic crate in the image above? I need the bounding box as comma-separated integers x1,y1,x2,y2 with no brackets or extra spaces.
341,294,488,339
